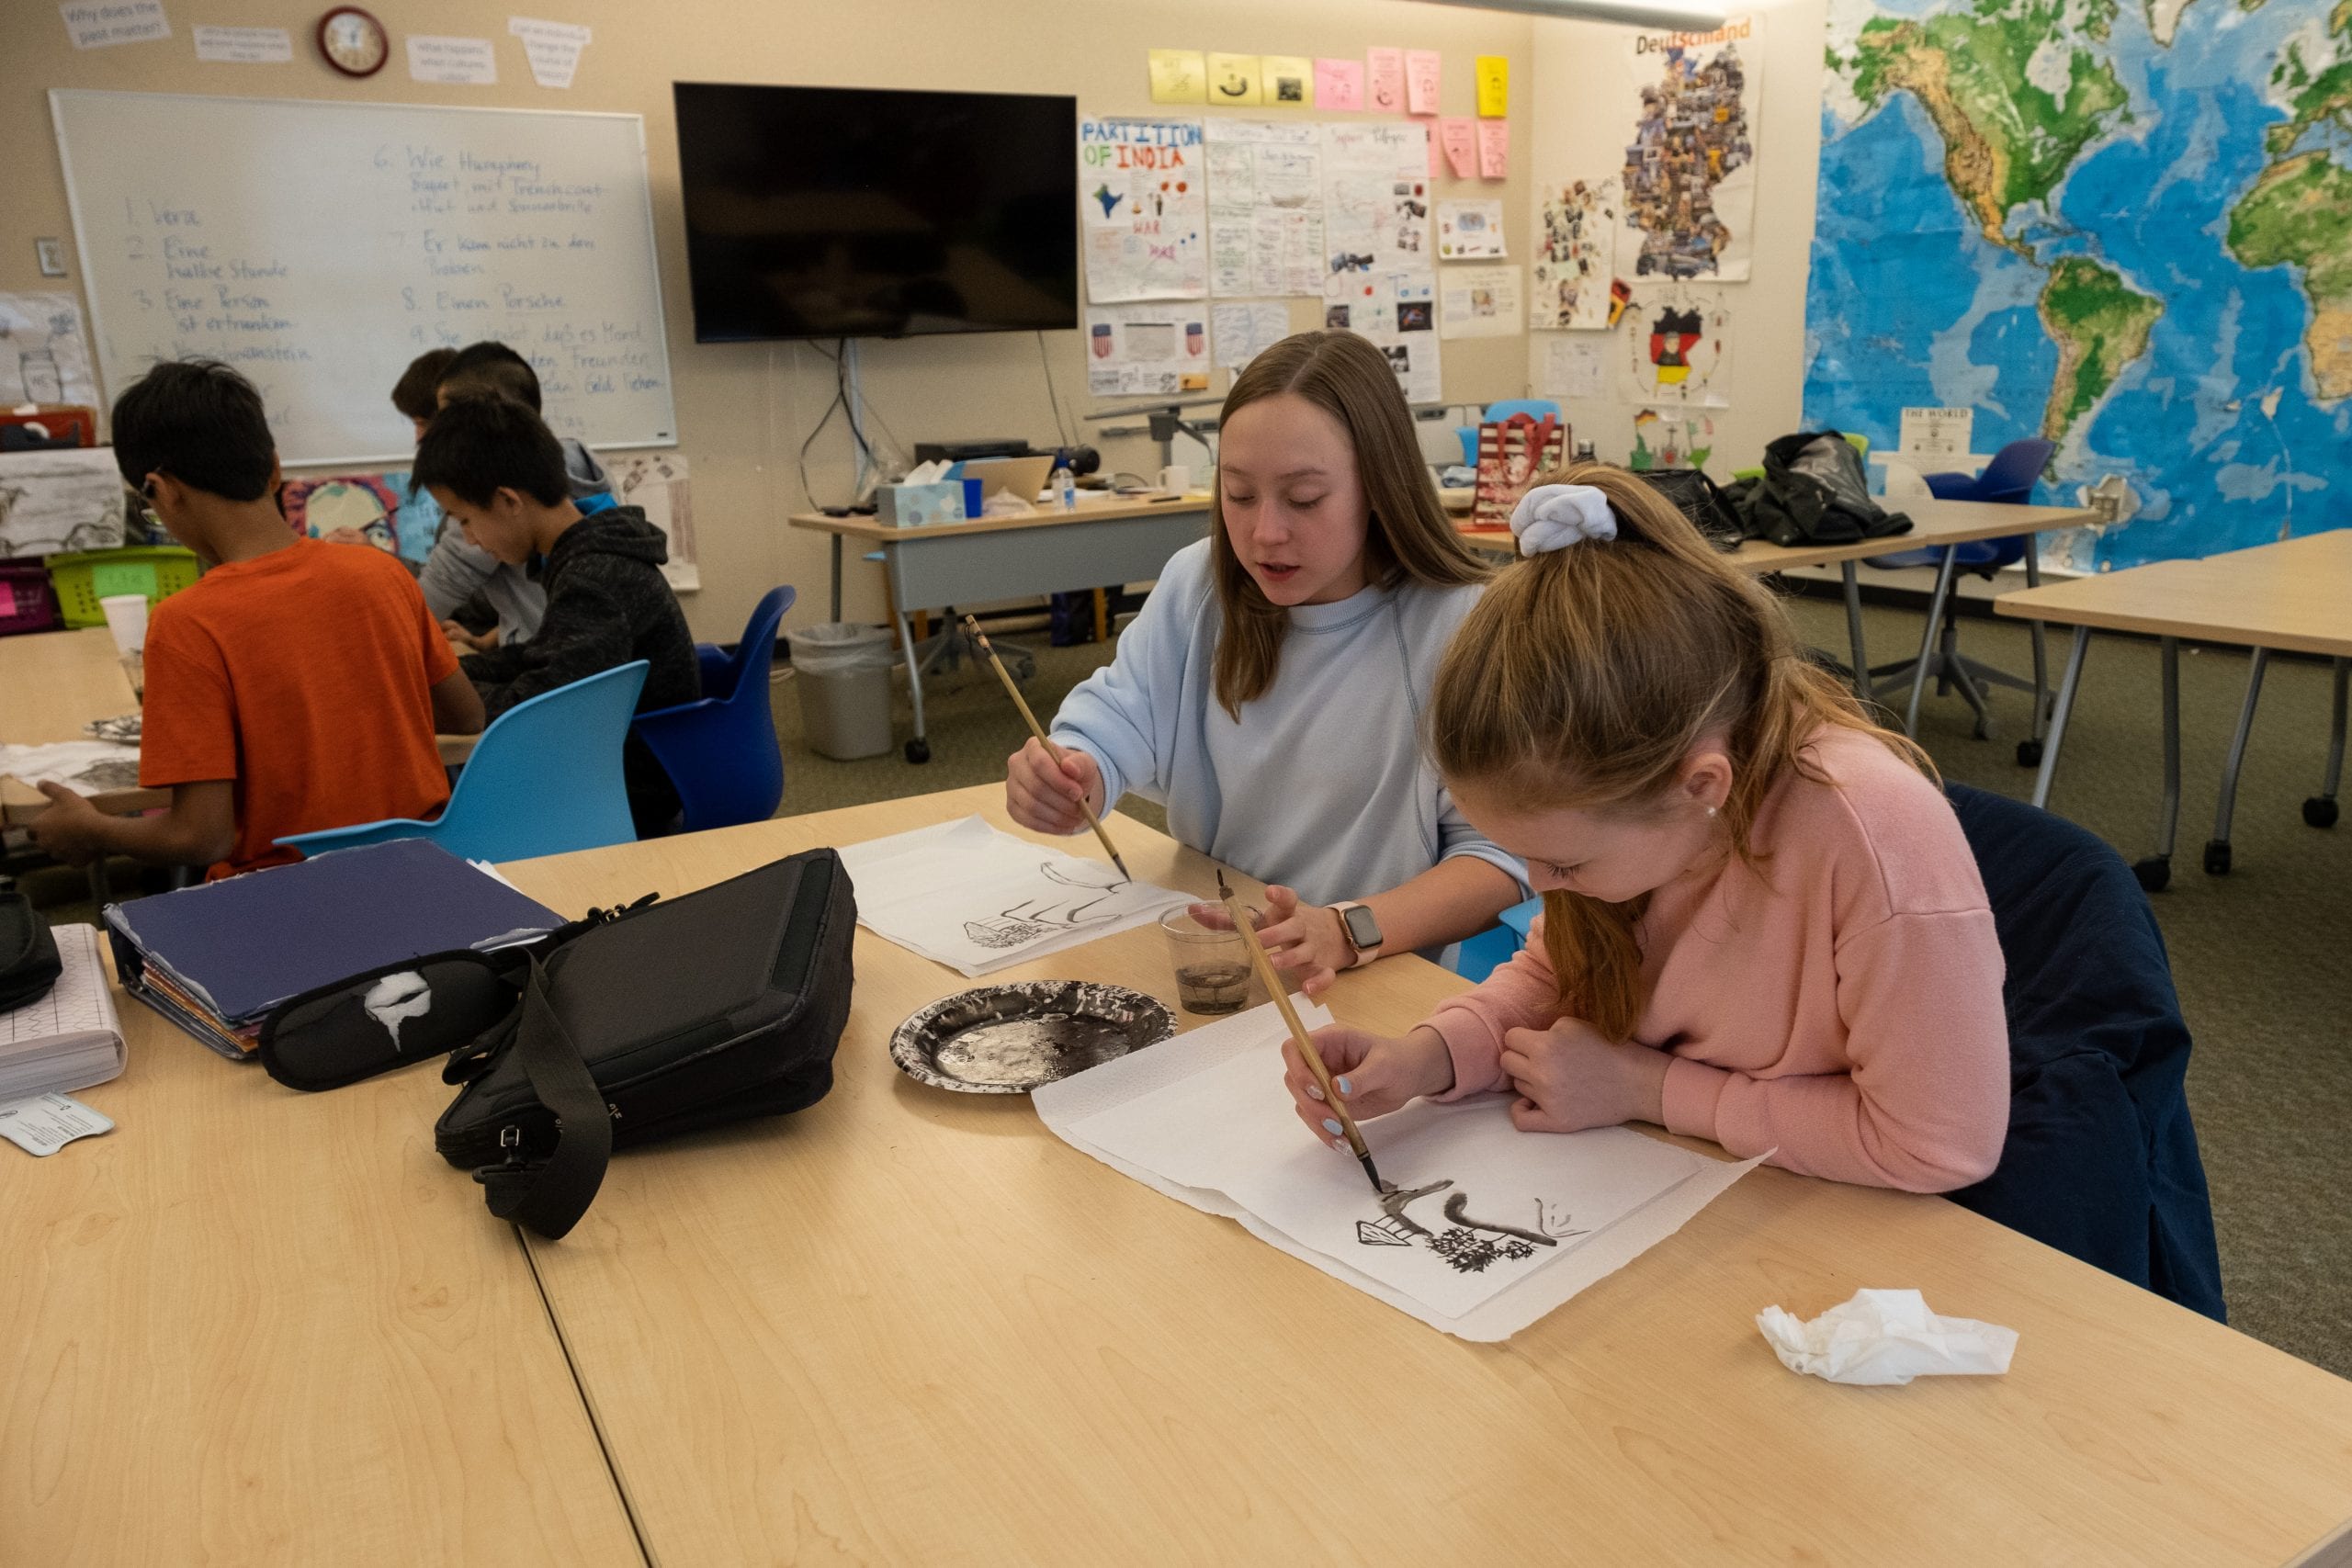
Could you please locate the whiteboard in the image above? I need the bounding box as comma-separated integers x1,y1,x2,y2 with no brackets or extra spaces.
51,90,678,465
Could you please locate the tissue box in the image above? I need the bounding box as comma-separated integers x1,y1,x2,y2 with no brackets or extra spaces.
876,482,967,528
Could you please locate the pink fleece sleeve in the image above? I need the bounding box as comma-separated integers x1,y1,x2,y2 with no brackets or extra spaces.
1422,926,1565,1100
1658,908,2011,1192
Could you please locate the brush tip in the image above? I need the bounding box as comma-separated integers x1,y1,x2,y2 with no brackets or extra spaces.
1359,1153,1384,1194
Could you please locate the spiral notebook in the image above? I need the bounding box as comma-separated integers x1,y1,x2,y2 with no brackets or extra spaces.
0,923,126,1104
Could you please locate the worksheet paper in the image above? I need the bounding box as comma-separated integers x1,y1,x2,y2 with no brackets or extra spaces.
0,291,99,407
1035,999,1761,1339
1440,265,1522,340
0,923,126,1104
837,816,1189,977
1211,301,1292,370
1204,120,1325,299
1080,118,1209,303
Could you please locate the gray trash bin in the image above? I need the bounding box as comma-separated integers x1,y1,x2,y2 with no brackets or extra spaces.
787,622,896,760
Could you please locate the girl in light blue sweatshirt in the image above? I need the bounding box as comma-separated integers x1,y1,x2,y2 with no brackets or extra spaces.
1007,331,1527,993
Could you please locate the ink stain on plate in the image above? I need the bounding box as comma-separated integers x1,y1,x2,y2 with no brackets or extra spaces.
891,981,1176,1094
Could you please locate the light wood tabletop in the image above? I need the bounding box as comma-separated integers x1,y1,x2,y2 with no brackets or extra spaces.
1,625,481,826
500,784,2352,1567
786,491,1213,544
1,943,642,1565
1995,527,2352,657
1458,496,2099,574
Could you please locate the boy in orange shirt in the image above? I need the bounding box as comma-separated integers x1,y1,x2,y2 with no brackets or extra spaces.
30,360,484,880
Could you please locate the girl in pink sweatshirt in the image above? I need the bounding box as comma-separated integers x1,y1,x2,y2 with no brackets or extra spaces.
1283,465,2011,1192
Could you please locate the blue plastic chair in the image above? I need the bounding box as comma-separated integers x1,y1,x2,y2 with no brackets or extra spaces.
277,661,648,864
630,586,794,834
1454,399,1566,467
1863,437,2057,748
1448,895,1544,984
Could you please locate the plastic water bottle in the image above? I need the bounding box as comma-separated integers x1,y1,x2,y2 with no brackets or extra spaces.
1052,465,1077,512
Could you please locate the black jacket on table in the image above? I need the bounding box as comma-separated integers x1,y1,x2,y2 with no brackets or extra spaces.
461,503,698,831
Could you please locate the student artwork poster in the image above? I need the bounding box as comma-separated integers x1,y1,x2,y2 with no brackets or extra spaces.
1622,286,1731,408
1086,304,1216,397
1323,274,1442,402
1205,120,1324,299
1321,122,1433,274
1617,16,1762,281
1531,179,1620,331
1080,118,1210,303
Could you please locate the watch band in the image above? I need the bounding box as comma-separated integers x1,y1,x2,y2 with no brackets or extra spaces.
1330,900,1383,966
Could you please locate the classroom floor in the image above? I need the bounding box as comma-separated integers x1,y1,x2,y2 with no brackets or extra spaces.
18,592,2348,1380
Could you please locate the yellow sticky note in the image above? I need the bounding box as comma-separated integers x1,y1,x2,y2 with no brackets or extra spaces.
1476,56,1510,118
1261,54,1315,107
1148,50,1207,105
1206,52,1262,107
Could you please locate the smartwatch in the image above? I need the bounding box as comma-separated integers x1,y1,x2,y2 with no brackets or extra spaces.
1330,901,1384,966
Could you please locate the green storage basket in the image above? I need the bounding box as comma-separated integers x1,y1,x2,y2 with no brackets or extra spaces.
46,546,201,628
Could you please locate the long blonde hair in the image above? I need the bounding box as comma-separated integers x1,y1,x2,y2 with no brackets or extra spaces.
1428,462,1934,1042
1210,331,1487,717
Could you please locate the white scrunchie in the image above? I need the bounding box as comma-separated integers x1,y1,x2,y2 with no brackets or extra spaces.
1510,483,1619,557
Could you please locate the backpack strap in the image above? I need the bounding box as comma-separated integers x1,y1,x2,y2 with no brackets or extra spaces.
472,958,614,1240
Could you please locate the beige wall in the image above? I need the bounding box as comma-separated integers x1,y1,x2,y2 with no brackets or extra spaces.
1522,0,1824,471
2,0,1539,639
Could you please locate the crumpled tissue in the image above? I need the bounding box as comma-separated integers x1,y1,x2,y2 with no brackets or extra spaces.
1757,1288,2018,1386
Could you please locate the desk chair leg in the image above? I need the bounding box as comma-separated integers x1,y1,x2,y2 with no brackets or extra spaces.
2205,648,2269,875
1905,549,1961,739
2135,636,2182,893
830,535,844,622
1840,562,1870,705
2307,658,2347,829
2032,626,2090,812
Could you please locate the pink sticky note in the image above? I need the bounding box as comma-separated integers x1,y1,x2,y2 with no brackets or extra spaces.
1367,48,1405,114
1476,118,1510,179
1315,57,1364,111
1440,118,1477,179
1406,50,1442,116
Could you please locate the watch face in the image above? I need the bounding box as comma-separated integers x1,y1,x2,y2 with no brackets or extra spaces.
1340,904,1383,951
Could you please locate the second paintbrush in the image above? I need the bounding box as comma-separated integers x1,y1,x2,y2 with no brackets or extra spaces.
964,615,1134,886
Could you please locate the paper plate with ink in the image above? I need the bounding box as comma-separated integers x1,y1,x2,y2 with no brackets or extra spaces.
891,981,1176,1094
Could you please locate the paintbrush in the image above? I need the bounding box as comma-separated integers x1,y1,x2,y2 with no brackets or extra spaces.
964,614,1134,886
1218,868,1384,1196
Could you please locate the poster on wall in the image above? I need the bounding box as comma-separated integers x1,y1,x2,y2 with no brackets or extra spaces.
607,452,699,592
1080,118,1209,302
1530,180,1620,331
1439,265,1522,339
279,472,440,564
0,293,99,408
1321,121,1433,273
1205,120,1325,299
1436,199,1507,260
1615,17,1760,281
1322,272,1441,403
1630,407,1716,472
1086,303,1217,397
1211,301,1293,370
1622,286,1731,408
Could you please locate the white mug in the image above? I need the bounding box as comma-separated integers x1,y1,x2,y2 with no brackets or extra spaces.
1159,463,1190,495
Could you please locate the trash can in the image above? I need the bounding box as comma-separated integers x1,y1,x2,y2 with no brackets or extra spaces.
787,622,896,760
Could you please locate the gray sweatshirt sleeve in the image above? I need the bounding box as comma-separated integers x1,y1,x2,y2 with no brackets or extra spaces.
415,526,502,621
1046,542,1211,810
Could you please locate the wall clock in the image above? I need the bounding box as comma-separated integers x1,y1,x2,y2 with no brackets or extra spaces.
317,6,390,78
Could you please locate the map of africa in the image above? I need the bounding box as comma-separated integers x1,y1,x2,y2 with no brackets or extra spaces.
1805,0,2352,568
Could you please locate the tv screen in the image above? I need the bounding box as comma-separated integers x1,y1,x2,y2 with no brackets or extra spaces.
673,82,1079,343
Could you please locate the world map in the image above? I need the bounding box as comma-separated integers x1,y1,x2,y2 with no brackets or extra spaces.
1804,0,2352,568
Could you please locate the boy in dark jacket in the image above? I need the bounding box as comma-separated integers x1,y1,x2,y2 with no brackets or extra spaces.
412,394,696,833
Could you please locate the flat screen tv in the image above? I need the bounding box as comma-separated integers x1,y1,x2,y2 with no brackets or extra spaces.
673,82,1079,342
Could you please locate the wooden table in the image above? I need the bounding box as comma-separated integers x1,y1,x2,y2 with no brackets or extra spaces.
1997,528,2352,890
1,625,481,827
498,784,2352,1566
2,945,642,1564
788,494,1213,763
1462,498,2099,738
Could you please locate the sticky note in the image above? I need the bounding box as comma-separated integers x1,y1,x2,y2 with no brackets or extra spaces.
1406,50,1442,116
1261,54,1314,107
1367,48,1405,114
1207,52,1262,107
1315,57,1364,111
1476,118,1510,180
1148,49,1207,104
1477,56,1510,117
1440,118,1478,180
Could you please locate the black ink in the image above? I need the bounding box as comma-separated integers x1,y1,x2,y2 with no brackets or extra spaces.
1442,1192,1558,1248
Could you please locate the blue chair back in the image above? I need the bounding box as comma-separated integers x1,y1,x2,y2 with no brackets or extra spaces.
629,586,794,834
1454,400,1567,467
1447,895,1544,984
277,661,648,864
1942,784,2225,1320
1882,436,2058,570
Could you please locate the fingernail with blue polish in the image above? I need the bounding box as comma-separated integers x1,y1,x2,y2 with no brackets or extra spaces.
1337,1076,1353,1096
1322,1118,1343,1135
1306,1084,1325,1100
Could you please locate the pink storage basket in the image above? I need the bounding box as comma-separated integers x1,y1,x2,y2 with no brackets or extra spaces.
0,559,62,637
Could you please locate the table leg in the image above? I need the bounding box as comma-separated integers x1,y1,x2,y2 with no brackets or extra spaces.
2031,626,2089,810
2023,536,2050,750
2310,659,2347,829
887,547,930,763
1904,549,1960,739
2205,648,2268,875
1840,561,1869,705
1094,588,1110,645
2135,636,2183,893
830,534,843,624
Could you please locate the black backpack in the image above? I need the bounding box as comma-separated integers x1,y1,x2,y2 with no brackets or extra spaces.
1738,429,1915,547
1636,467,1747,552
261,849,855,1239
